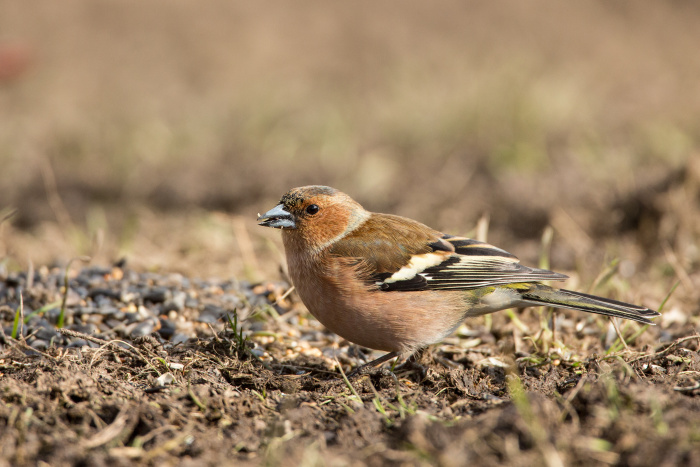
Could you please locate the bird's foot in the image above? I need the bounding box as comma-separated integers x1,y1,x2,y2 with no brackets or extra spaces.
345,351,399,378
393,357,428,380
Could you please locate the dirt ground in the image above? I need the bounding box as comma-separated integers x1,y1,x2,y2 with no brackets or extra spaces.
1,263,699,467
2,2,700,466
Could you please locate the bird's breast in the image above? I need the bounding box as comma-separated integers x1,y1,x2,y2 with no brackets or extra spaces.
285,252,468,353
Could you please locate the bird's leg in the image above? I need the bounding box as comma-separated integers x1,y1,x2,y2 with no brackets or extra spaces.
394,349,428,380
347,351,399,377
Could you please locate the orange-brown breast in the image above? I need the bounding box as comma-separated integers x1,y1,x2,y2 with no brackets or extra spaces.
284,246,467,353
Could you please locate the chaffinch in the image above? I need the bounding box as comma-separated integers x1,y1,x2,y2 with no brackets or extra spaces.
258,185,659,373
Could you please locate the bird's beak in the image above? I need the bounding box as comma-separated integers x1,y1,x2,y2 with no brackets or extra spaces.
257,204,296,229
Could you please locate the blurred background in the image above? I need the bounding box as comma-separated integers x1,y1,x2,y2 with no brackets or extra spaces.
1,1,698,303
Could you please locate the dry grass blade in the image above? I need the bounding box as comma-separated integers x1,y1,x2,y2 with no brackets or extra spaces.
610,319,629,352
57,256,91,329
82,408,134,449
630,334,700,364
58,327,109,346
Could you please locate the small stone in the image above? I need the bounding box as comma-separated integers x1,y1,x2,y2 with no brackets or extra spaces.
64,288,83,307
197,305,224,324
158,318,177,339
124,312,141,324
33,326,59,342
47,307,71,324
143,287,170,304
129,318,160,338
85,314,104,325
97,323,114,334
137,305,155,319
221,294,243,309
105,308,125,320
105,319,125,329
156,372,175,386
171,333,190,345
81,266,113,277
3,325,26,338
29,339,49,351
67,338,89,348
73,286,89,299
162,291,187,313
88,288,122,301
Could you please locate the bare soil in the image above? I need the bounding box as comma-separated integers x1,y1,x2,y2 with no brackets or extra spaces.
1,267,699,466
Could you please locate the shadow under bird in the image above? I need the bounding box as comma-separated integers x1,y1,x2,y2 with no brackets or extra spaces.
258,185,659,374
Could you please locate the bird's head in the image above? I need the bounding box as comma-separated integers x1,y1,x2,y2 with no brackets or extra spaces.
258,185,368,251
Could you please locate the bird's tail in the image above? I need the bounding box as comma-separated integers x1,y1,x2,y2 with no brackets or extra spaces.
519,285,660,325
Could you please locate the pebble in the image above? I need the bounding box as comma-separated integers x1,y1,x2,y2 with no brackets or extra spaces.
105,319,126,329
163,291,187,313
171,333,190,346
143,287,170,304
156,372,175,386
128,318,160,338
197,304,225,323
88,288,122,301
0,264,293,352
1,326,23,341
104,308,125,320
46,307,70,324
29,339,49,351
124,312,142,324
67,338,90,348
84,314,104,325
64,289,83,307
73,286,89,299
34,325,59,342
158,318,177,339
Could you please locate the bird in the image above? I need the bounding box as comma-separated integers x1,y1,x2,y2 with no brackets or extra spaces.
257,185,659,374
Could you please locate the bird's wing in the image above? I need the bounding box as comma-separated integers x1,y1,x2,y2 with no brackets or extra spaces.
400,234,569,291
328,214,567,292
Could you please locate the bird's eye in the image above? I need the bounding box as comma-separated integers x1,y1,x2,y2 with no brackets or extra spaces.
306,204,319,215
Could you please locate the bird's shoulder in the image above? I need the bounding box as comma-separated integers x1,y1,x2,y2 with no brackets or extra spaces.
326,212,448,274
